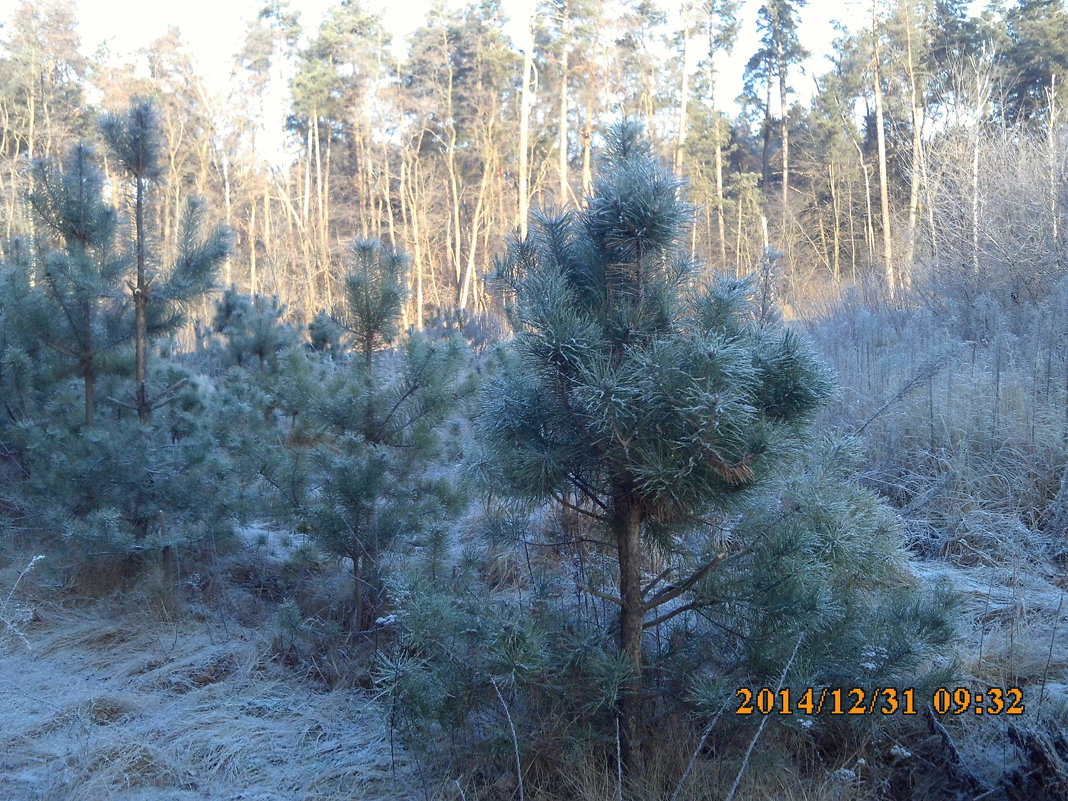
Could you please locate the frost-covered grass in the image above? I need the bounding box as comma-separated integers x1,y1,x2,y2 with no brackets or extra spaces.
802,282,1068,543
0,554,45,651
798,283,1068,792
0,552,422,801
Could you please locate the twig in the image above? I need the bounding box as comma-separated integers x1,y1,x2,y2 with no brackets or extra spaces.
551,490,610,522
641,566,676,597
519,535,611,549
615,715,624,801
105,395,139,412
149,377,191,410
851,347,957,440
0,555,45,651
1037,586,1066,722
669,699,730,801
724,633,804,801
643,601,698,630
492,678,525,801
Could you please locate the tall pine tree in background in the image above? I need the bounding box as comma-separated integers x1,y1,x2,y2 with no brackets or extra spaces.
481,121,833,765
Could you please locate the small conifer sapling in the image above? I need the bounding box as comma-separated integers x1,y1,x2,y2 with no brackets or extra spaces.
481,121,834,766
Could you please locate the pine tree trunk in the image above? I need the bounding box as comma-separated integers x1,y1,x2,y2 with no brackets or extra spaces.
761,79,772,191
134,174,150,424
829,161,841,282
518,17,534,239
854,137,876,265
222,153,233,288
613,486,644,769
778,44,790,236
83,353,95,429
582,100,593,197
903,2,923,284
82,293,95,428
559,33,570,205
459,157,490,311
353,553,365,631
675,27,690,173
250,196,257,295
353,542,379,631
714,113,728,269
261,185,270,295
872,2,894,296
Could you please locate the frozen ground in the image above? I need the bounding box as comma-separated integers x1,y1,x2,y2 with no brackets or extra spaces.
0,572,421,801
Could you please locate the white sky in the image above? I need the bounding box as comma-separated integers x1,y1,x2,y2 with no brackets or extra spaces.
0,0,852,158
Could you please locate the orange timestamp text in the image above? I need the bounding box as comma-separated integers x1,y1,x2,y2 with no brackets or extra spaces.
734,687,1025,716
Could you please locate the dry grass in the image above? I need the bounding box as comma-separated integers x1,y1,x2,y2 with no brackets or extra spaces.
529,729,878,801
0,561,423,801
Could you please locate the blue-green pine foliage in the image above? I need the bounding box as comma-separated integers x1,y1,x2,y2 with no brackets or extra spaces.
378,122,956,776
483,122,833,534
0,119,233,557
229,239,471,631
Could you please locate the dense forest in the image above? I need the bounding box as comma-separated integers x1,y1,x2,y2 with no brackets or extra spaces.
0,0,1064,318
0,0,1066,800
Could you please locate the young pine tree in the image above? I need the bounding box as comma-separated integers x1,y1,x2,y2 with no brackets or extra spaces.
17,115,231,556
297,239,469,631
480,121,834,765
29,120,227,430
28,142,127,428
100,99,161,424
101,99,229,422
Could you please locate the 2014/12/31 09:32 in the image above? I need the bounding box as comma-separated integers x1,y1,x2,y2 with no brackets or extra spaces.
734,686,1026,715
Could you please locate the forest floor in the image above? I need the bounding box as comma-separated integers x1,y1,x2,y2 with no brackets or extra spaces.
0,547,424,801
1,523,1066,801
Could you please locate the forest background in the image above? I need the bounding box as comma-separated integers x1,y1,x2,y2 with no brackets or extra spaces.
5,0,1064,323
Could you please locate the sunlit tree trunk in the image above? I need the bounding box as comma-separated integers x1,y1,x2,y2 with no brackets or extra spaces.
902,1,924,285
872,1,894,296
518,12,535,238
675,22,691,172
559,15,571,205
582,97,594,196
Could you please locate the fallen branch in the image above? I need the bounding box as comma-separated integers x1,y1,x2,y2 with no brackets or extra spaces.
725,633,804,801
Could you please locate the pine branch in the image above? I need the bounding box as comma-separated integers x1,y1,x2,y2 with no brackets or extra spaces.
569,472,610,512
551,491,610,522
519,535,611,548
641,566,676,597
105,395,139,412
149,378,190,411
577,583,623,607
379,378,422,434
42,268,87,350
643,601,698,629
643,552,725,611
